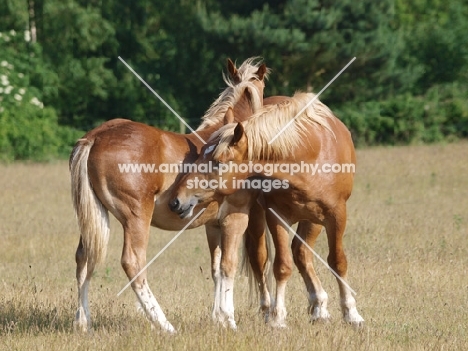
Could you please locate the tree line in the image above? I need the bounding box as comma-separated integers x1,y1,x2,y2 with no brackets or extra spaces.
0,0,467,160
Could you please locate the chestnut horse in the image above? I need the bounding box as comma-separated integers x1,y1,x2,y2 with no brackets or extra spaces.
69,58,271,333
169,92,365,327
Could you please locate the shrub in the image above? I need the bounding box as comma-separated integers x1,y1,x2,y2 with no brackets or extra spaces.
337,83,468,146
0,29,81,161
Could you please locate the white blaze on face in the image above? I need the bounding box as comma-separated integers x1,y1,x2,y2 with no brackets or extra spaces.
203,144,215,159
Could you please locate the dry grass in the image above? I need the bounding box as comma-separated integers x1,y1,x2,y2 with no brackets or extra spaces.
0,142,467,350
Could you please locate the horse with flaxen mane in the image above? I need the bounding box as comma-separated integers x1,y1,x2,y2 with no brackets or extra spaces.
170,92,365,328
69,58,272,333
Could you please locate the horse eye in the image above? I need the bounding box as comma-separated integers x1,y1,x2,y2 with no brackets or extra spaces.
213,160,225,170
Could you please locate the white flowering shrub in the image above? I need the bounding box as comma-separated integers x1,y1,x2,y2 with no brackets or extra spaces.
0,29,81,161
0,30,42,112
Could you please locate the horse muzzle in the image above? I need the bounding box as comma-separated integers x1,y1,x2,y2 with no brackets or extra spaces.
168,197,196,219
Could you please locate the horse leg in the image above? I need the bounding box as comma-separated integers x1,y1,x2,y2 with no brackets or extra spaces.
292,221,330,322
265,210,293,328
121,215,175,333
325,203,364,326
218,211,250,329
204,224,223,323
244,203,271,321
74,236,93,332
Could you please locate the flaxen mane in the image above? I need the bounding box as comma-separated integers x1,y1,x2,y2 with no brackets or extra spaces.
211,92,336,161
196,58,270,130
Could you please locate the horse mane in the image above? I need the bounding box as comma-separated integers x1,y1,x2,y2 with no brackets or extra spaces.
196,57,270,131
210,92,336,161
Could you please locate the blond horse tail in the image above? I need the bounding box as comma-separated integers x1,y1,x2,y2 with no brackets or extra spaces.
240,237,256,305
70,138,110,268
240,224,274,306
264,226,274,297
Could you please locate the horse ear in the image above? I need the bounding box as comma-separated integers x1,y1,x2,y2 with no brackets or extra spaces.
231,123,246,146
223,107,235,124
227,58,238,79
256,63,267,80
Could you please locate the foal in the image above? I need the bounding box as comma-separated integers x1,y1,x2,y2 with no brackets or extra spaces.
169,92,365,327
70,58,270,332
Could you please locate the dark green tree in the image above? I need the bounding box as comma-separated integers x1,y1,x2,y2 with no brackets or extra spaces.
198,0,415,104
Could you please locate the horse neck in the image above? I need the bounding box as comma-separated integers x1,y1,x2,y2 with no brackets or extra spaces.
232,94,257,122
185,124,222,147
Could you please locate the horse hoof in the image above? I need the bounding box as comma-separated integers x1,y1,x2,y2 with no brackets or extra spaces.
73,319,91,333
228,321,238,330
73,323,88,333
152,321,176,334
267,320,288,329
311,308,331,323
345,314,365,328
162,321,177,334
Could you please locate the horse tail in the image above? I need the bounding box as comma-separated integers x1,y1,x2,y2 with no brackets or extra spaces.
241,224,274,306
70,138,110,268
264,225,274,296
240,235,257,305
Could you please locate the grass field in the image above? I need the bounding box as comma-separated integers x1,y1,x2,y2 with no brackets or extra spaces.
0,142,467,350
